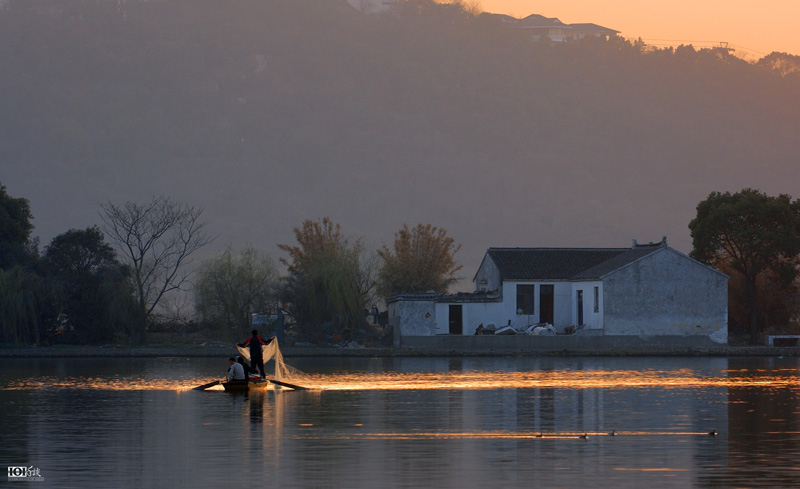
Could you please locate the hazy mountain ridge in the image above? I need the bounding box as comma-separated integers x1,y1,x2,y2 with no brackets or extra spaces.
2,0,799,289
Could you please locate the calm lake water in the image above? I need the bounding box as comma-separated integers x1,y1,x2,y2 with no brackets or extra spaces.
1,355,799,488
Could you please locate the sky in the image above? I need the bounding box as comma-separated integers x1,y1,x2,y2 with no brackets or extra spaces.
479,0,800,58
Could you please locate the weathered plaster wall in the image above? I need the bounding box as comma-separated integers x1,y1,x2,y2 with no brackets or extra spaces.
603,248,728,338
388,299,437,337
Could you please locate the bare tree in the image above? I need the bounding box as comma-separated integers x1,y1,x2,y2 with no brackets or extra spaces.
100,196,213,344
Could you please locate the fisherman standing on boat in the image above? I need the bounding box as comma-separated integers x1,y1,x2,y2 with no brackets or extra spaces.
227,357,245,382
238,329,272,379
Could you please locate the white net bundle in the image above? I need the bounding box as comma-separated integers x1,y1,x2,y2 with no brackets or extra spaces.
236,339,304,381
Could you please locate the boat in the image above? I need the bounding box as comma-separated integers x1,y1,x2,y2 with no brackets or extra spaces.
222,378,268,392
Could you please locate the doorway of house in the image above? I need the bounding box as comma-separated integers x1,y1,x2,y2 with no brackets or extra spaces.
540,285,554,324
449,305,463,335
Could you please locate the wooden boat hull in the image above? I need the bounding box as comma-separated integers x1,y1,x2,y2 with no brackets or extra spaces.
222,379,268,392
222,381,249,392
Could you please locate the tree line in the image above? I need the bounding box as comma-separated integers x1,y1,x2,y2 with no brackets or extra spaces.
2,182,799,346
0,183,462,346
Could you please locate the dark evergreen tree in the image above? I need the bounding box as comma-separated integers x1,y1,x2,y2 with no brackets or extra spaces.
39,226,137,344
690,189,800,343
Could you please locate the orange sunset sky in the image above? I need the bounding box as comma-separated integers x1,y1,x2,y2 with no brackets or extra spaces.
479,0,800,58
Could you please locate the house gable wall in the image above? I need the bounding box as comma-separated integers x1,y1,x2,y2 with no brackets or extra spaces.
473,255,502,293
603,248,727,336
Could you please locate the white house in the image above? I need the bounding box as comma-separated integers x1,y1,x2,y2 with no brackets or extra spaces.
492,14,619,43
388,237,729,349
347,0,398,14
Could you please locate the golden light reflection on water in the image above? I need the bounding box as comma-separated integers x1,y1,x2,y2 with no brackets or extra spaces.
290,368,800,391
4,368,800,392
4,376,222,391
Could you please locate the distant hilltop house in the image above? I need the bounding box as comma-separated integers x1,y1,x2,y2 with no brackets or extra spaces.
388,237,729,351
490,13,619,42
347,0,398,14
347,2,621,43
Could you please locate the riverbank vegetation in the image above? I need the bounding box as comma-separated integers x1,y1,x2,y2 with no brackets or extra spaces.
0,185,461,347
4,182,799,347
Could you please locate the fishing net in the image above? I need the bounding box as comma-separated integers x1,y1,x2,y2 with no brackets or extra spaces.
236,339,305,381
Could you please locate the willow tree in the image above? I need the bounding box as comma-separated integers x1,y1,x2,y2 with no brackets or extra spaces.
689,189,800,343
0,266,45,345
0,183,41,344
193,245,279,339
278,217,375,342
378,223,462,297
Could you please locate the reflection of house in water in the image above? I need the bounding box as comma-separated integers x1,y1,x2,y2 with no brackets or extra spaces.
384,358,731,483
315,357,731,484
723,358,800,484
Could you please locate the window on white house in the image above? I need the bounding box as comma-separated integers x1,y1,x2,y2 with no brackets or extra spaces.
516,285,535,315
594,286,599,313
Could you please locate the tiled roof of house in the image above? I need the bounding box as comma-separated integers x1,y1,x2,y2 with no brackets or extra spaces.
571,245,662,279
489,13,618,36
492,13,568,28
486,243,663,281
568,23,621,35
519,14,567,27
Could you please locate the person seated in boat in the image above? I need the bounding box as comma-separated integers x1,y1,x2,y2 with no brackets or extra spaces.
236,355,257,380
227,357,246,382
237,329,273,379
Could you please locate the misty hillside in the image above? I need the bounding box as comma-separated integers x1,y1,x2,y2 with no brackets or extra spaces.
2,0,799,290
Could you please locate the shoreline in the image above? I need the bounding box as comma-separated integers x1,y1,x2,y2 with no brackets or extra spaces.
1,345,798,358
